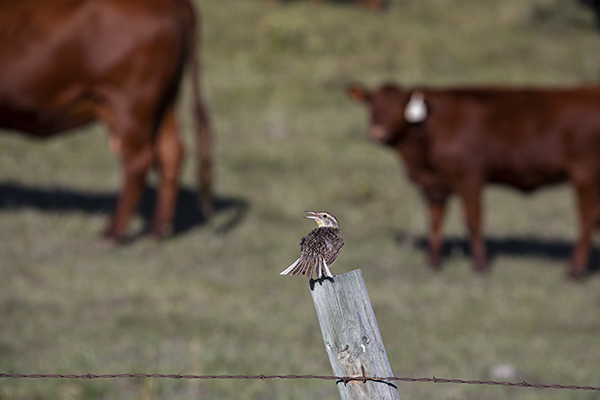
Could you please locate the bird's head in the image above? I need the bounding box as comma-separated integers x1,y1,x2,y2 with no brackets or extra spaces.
305,211,339,228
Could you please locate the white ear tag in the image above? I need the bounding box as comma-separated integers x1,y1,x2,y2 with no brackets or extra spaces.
404,91,427,123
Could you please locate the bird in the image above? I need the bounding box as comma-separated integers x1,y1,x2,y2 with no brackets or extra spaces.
280,211,344,280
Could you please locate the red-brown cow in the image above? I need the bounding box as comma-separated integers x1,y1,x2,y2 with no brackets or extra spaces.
349,82,600,278
0,0,213,241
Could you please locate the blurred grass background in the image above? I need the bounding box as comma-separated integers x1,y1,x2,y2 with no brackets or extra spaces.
2,0,600,399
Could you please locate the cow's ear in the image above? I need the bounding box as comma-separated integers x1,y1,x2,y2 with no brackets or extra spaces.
347,84,369,102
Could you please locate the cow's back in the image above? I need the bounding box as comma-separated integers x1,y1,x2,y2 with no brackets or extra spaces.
421,87,600,190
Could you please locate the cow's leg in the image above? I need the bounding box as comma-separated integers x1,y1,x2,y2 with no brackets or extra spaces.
456,179,487,272
570,178,598,279
102,120,155,241
151,106,184,238
426,196,448,270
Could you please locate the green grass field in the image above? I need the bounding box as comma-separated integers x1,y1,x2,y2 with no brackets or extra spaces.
3,0,600,399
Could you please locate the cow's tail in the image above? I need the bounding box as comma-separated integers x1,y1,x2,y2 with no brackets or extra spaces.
181,0,214,217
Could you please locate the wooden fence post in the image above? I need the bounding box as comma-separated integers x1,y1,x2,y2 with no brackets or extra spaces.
310,269,401,400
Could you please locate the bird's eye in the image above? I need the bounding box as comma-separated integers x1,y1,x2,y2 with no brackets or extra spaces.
322,214,328,219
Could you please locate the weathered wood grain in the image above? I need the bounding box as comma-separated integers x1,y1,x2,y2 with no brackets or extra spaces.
310,269,401,400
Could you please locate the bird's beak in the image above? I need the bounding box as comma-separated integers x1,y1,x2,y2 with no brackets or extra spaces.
304,211,319,220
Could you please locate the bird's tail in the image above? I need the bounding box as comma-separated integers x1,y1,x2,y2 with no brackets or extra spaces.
280,256,333,279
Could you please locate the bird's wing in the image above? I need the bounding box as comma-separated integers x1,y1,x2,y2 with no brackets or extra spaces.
324,234,344,267
326,240,334,254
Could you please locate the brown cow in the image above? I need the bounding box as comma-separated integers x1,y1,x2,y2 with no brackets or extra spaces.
0,0,213,241
349,82,600,278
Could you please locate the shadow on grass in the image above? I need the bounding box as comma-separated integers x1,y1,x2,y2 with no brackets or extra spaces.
394,231,600,274
278,0,355,4
0,182,249,237
276,0,389,7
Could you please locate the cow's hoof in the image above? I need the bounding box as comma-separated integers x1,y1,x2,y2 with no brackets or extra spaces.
101,226,129,244
566,269,586,281
149,223,173,239
427,262,442,272
474,263,490,274
427,256,442,271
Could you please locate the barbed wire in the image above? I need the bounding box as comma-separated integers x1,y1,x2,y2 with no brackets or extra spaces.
1,373,599,391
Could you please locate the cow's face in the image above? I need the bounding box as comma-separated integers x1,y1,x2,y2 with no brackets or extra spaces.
348,83,411,145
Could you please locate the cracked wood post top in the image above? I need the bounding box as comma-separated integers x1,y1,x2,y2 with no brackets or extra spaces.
310,269,401,400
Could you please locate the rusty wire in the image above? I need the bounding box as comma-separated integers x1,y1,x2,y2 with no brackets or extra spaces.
1,373,600,391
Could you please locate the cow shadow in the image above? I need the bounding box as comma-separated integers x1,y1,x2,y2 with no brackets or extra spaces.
277,0,388,7
278,0,355,4
394,231,600,274
0,182,249,237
